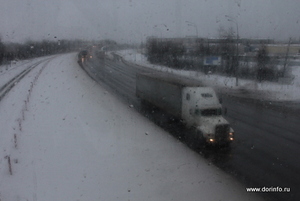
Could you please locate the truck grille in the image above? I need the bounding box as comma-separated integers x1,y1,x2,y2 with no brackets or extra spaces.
215,124,230,141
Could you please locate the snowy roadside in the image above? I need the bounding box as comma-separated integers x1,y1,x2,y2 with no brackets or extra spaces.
116,49,300,103
0,53,264,201
0,55,55,88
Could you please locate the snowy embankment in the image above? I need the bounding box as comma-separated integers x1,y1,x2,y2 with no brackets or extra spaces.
117,49,300,102
0,53,263,200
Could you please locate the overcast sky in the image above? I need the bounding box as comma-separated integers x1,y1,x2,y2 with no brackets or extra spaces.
1,0,300,43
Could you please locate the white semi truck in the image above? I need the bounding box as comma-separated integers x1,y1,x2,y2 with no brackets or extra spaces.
136,72,234,146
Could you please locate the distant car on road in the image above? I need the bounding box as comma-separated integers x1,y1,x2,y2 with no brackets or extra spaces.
80,50,88,58
78,50,88,63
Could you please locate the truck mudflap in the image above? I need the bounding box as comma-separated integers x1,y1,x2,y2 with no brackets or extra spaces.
185,128,206,149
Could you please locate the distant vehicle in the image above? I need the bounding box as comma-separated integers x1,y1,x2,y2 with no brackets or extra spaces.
136,72,234,147
80,50,88,57
78,50,88,63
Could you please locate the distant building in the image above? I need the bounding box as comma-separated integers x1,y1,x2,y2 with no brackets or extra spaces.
266,44,300,56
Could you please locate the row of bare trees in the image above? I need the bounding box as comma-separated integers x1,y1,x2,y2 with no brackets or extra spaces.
146,27,279,82
0,39,88,65
146,39,185,68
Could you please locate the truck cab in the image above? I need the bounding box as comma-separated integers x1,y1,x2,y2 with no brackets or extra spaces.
182,87,234,145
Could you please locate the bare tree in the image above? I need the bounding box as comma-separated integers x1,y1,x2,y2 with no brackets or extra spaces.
218,26,235,75
0,36,5,64
256,45,270,82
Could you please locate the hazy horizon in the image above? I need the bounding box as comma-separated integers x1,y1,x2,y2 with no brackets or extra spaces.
1,0,300,44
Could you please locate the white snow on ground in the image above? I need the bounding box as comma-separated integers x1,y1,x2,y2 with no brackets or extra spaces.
0,53,264,200
117,49,300,102
0,56,55,87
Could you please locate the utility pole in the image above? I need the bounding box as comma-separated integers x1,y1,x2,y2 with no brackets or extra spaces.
185,21,198,37
153,24,168,42
283,37,291,77
225,15,239,86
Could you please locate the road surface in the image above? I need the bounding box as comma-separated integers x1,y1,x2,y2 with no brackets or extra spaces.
82,53,300,201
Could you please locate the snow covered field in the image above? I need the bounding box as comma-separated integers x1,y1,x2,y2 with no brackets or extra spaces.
0,53,264,200
117,49,300,102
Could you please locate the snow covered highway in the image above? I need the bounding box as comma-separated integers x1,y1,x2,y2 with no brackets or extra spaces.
0,53,264,201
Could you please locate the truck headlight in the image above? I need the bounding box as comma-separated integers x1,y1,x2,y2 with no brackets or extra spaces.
229,132,234,141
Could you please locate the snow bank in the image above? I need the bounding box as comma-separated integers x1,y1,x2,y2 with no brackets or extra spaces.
0,53,263,200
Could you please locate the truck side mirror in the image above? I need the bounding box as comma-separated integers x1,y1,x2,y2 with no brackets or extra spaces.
219,97,223,104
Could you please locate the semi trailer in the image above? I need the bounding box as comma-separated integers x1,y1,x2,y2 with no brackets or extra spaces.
136,72,234,146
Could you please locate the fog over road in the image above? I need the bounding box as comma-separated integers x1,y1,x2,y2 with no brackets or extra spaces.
83,53,300,201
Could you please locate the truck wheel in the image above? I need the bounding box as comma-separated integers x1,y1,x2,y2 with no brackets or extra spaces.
186,129,202,150
185,132,196,149
195,130,206,149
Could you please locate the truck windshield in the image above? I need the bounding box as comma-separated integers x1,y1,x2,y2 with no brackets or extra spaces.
195,108,222,116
